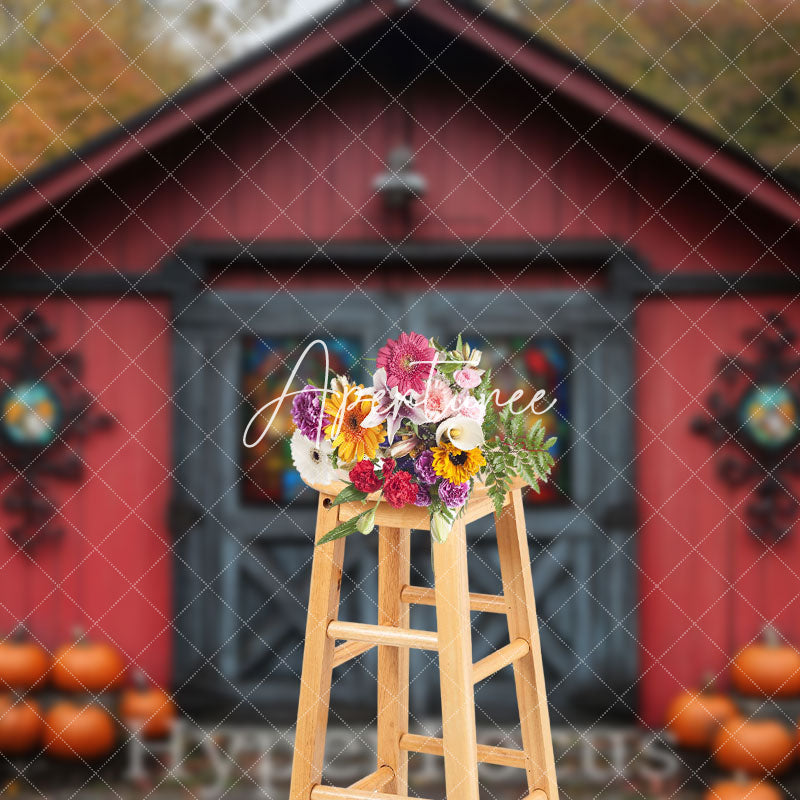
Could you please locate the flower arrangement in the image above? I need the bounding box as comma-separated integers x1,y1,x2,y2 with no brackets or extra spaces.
289,333,558,544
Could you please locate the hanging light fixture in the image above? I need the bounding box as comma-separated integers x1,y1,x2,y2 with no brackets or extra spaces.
373,146,427,211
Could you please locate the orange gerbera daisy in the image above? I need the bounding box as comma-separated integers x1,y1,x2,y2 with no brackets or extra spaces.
324,384,384,463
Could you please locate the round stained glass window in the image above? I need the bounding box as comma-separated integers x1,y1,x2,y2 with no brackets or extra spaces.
1,382,61,447
739,384,799,451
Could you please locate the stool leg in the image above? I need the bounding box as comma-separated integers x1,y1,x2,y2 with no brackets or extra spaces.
377,526,411,794
432,518,480,800
495,488,559,800
289,496,347,800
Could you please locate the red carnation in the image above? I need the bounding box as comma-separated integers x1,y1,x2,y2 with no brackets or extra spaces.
383,470,417,509
381,458,396,478
349,460,383,493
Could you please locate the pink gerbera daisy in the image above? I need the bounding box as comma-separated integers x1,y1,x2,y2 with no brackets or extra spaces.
376,332,436,395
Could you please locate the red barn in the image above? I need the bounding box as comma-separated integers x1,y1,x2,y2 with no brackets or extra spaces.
0,0,799,728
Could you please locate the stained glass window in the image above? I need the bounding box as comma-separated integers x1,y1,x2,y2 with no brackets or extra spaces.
241,336,361,504
479,337,571,505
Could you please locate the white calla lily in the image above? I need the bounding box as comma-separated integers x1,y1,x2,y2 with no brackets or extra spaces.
435,415,484,450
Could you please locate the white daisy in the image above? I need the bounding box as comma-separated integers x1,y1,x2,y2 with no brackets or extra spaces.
290,429,336,485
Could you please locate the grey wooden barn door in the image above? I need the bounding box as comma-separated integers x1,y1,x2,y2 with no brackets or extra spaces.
171,288,399,721
412,289,638,723
172,282,637,723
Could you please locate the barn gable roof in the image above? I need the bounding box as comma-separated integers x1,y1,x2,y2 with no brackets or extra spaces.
1,0,799,231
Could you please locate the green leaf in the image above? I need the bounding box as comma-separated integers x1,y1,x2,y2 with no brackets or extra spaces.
528,420,544,449
478,368,492,396
330,484,369,507
488,486,505,516
543,436,558,450
482,403,500,439
436,360,460,376
317,516,361,545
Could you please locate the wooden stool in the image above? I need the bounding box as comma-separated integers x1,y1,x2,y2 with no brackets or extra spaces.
289,478,558,800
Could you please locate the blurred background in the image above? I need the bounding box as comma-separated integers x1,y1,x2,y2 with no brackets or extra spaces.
0,0,799,798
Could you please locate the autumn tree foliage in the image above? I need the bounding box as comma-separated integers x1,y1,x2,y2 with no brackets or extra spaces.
0,0,797,187
0,0,286,187
508,0,800,178
0,1,182,184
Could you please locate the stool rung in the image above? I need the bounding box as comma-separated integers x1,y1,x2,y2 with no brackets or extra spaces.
399,733,528,769
312,786,432,800
472,637,530,683
332,640,375,668
400,585,507,614
348,765,394,790
327,620,438,651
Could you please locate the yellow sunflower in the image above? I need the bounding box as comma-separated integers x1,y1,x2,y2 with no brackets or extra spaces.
431,442,486,484
324,384,384,463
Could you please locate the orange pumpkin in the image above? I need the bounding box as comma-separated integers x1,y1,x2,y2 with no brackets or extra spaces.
704,774,782,800
0,632,50,690
732,626,800,697
52,631,124,692
0,695,43,754
120,672,175,738
43,702,116,760
665,682,738,748
712,717,796,775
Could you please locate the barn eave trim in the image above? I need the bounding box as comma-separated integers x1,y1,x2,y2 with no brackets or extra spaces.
0,241,795,299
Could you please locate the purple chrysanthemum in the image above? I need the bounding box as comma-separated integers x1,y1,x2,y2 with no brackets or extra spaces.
414,450,437,485
291,385,329,441
413,484,432,507
438,479,470,509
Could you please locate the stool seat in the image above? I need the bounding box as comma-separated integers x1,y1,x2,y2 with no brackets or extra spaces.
305,476,528,529
288,482,559,800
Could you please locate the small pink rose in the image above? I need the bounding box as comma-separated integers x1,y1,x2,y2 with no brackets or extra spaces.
454,368,482,389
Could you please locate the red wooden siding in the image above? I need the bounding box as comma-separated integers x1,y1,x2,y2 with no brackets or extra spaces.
4,64,797,276
637,299,800,724
0,299,172,685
